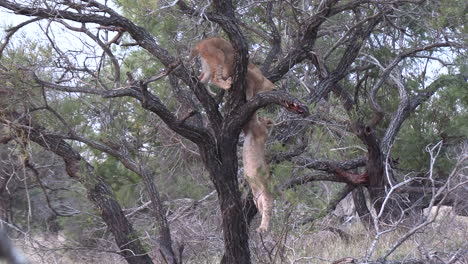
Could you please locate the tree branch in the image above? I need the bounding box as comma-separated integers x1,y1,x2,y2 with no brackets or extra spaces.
295,156,367,172
0,112,153,264
0,17,42,59
299,184,356,225
226,90,310,137
0,0,223,132
381,74,465,154
266,0,341,82
32,67,212,145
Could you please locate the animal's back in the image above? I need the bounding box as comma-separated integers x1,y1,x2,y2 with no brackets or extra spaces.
246,64,275,99
242,117,270,182
196,38,234,60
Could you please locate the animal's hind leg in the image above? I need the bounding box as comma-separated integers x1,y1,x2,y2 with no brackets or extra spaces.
198,58,211,83
251,188,262,212
208,49,231,90
212,65,232,90
256,191,273,233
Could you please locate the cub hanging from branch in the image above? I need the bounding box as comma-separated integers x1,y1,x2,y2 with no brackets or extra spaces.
190,37,274,98
242,115,274,233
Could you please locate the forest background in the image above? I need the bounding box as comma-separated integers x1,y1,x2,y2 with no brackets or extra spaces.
0,0,467,263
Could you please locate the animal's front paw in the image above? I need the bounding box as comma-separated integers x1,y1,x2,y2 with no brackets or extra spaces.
256,225,268,233
220,77,232,90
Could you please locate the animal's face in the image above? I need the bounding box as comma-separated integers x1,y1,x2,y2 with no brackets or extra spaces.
258,117,274,127
255,117,274,139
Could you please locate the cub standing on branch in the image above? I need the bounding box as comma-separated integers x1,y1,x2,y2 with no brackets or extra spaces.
190,37,278,232
189,37,275,98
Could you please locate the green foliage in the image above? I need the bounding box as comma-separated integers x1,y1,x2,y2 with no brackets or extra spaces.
270,161,293,197
431,0,467,32
0,39,53,111
395,75,468,172
93,156,141,207
1,0,467,261
59,212,105,246
55,182,105,244
159,172,211,200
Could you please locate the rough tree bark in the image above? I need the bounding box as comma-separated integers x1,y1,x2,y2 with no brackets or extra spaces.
353,187,372,229
0,2,277,262
68,133,178,263
1,0,458,262
304,3,463,223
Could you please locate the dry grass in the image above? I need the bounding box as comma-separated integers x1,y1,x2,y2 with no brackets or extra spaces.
14,232,126,264
10,203,468,264
271,207,468,263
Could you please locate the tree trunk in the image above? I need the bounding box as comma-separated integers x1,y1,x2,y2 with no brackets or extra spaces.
353,123,401,224
140,169,177,263
88,180,153,264
4,114,154,264
199,144,251,264
218,185,251,264
352,187,372,229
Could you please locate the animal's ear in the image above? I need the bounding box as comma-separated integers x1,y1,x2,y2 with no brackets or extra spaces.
262,117,274,127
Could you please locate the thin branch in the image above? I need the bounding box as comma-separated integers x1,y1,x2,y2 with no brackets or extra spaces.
300,184,356,225
0,17,42,59
55,20,122,87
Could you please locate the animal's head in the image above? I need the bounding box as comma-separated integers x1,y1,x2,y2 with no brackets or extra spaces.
253,117,274,140
258,117,274,128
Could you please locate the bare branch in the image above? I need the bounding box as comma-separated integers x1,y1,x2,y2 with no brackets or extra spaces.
0,112,153,264
381,74,465,154
0,17,42,59
55,20,122,87
227,90,309,137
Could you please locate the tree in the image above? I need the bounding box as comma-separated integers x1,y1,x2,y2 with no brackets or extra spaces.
0,0,466,263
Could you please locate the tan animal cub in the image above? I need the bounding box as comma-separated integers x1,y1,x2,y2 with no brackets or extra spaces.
245,63,275,99
243,115,274,233
190,37,234,90
190,37,274,98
